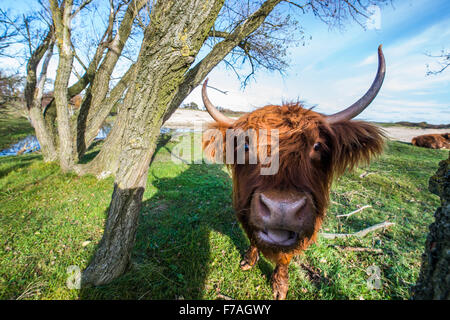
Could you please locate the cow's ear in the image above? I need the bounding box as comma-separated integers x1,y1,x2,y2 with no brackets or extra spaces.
202,122,230,163
330,120,385,176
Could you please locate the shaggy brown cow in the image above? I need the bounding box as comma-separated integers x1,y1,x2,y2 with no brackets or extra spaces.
202,45,386,299
411,133,450,149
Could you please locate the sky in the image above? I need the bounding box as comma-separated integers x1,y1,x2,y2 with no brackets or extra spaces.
1,0,449,124
184,0,450,124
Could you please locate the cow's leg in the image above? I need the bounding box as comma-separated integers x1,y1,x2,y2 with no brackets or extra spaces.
240,245,259,271
269,253,293,300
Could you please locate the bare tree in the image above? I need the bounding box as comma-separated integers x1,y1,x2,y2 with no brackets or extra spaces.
0,70,25,113
1,0,148,163
0,9,20,58
426,49,450,75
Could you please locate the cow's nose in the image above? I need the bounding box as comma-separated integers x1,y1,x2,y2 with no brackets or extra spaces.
257,192,309,229
249,190,315,246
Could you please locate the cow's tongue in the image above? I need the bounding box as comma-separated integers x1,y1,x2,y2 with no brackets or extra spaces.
266,229,291,242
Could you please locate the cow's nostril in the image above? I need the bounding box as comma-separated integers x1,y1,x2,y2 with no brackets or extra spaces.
259,198,271,217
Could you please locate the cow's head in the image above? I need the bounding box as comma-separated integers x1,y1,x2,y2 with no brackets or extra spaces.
202,46,386,254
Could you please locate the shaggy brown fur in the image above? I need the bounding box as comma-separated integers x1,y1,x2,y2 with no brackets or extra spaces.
203,102,385,299
411,133,450,149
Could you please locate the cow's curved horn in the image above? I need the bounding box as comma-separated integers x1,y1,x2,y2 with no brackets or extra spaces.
326,45,386,124
202,79,235,126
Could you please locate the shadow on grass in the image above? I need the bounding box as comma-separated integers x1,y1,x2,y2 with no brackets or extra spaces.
78,133,174,165
78,161,275,299
0,154,41,179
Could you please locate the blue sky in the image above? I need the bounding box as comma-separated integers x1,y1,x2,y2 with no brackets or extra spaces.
1,0,449,124
185,0,450,124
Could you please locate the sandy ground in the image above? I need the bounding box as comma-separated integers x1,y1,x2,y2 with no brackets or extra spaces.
380,127,449,143
164,109,448,143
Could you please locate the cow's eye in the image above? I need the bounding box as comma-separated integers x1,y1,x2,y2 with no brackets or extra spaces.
313,142,321,152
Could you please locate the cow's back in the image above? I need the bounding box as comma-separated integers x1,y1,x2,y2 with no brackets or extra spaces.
412,133,450,149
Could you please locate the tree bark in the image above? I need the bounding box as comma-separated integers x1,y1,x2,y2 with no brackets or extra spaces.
412,153,450,300
74,93,129,178
24,27,58,162
82,0,226,286
75,63,136,162
50,0,76,171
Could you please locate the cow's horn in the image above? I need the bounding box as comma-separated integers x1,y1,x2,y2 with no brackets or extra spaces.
202,79,235,126
326,45,386,124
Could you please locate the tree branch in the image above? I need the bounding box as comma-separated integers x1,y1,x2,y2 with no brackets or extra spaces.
163,0,283,122
320,221,395,239
336,205,372,219
71,0,93,18
24,27,54,109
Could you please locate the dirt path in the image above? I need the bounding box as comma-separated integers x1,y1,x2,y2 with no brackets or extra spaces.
164,109,448,143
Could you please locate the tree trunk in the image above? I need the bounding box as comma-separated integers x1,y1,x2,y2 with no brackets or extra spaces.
50,0,76,172
29,105,58,161
81,183,146,285
81,0,226,286
412,153,450,299
54,53,75,171
74,97,128,178
23,26,58,162
75,63,136,162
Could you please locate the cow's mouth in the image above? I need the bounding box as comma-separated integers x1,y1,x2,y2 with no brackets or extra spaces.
257,228,299,247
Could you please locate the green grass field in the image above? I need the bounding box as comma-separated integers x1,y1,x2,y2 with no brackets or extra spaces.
0,121,447,300
0,116,34,150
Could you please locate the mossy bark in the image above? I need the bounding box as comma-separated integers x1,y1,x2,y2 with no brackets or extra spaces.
412,153,450,299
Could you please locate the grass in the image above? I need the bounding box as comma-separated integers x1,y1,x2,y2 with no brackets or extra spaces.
0,116,34,150
373,121,450,129
0,123,448,300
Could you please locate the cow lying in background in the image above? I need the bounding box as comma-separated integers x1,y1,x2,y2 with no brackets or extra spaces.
202,45,386,299
411,133,450,149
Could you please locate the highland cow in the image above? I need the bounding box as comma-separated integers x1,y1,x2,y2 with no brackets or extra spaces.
202,45,386,299
411,133,450,149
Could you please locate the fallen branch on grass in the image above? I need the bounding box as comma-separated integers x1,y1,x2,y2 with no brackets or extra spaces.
360,171,375,178
320,221,395,239
336,205,372,219
216,292,234,300
332,245,383,254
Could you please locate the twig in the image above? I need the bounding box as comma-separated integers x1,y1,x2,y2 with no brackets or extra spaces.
216,292,234,300
207,85,228,95
16,281,46,300
336,205,371,219
320,221,395,239
359,171,375,178
332,245,383,254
